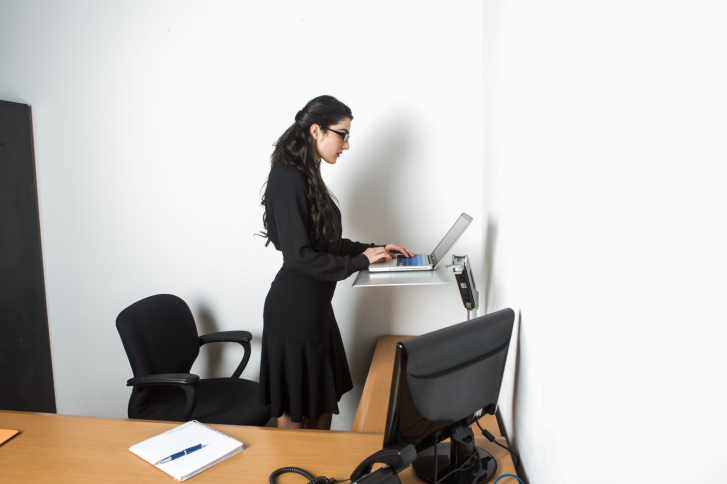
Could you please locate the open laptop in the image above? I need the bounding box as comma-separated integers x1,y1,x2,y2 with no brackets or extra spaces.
368,213,473,272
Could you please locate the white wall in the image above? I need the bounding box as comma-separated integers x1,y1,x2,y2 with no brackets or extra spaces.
0,1,483,430
8,1,723,481
485,1,727,482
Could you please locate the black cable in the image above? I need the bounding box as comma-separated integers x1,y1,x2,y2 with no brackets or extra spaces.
475,418,520,471
269,466,350,484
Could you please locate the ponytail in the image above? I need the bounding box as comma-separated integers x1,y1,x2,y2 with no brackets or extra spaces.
259,95,353,246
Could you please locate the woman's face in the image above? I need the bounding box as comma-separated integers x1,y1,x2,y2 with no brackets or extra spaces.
311,118,351,165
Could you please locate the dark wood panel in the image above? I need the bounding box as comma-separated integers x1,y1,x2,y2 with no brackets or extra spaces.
0,100,56,412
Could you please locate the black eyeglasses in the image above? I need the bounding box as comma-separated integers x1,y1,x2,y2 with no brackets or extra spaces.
322,126,349,142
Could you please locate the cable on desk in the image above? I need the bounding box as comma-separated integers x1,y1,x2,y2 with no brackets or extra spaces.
475,418,521,471
269,466,350,484
493,474,523,484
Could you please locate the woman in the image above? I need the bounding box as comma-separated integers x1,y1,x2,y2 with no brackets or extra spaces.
258,95,413,430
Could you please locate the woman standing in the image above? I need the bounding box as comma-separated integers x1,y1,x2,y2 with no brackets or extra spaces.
258,95,413,430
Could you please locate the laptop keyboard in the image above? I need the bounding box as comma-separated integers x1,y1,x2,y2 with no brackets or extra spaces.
396,254,425,266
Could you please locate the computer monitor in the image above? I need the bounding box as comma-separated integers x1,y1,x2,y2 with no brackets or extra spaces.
382,308,515,483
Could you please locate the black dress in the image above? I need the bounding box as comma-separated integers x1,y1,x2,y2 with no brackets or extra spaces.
259,162,376,422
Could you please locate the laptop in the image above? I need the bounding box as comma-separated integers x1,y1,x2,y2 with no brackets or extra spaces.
368,213,473,272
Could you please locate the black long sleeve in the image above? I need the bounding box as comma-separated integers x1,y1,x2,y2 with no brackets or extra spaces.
265,163,371,282
339,237,379,257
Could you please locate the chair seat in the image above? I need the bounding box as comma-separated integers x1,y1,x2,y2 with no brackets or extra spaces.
192,378,271,426
129,378,270,426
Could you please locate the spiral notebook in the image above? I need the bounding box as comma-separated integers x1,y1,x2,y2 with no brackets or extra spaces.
129,421,243,481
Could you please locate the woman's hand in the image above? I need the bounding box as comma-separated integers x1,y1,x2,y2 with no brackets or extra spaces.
363,246,392,264
384,244,415,258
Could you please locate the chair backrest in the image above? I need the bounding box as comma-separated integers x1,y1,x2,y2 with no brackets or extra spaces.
116,294,200,377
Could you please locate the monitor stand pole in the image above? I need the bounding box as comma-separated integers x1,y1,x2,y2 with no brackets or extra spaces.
412,423,496,483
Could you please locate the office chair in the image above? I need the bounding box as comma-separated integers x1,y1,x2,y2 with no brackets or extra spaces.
116,294,270,426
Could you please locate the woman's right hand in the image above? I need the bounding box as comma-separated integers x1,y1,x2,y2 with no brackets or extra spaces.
363,246,392,265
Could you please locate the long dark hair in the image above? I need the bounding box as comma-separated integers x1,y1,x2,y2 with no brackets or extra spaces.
259,95,353,246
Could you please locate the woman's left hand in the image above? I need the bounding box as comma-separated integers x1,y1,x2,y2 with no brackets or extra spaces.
384,244,415,258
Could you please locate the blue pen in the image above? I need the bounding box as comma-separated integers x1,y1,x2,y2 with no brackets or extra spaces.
155,444,203,465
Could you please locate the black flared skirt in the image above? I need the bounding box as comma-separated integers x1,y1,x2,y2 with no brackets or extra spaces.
258,266,353,423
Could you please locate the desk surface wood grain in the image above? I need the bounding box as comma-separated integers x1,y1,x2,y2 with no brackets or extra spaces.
1,334,516,483
0,411,382,483
0,411,516,483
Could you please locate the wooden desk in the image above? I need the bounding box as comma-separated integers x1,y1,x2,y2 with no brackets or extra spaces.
352,335,409,433
0,410,378,483
0,411,515,483
1,335,516,483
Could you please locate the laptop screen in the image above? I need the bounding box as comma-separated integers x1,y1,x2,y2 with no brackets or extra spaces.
430,213,473,268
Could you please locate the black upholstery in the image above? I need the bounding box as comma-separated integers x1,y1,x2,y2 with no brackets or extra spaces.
116,294,270,426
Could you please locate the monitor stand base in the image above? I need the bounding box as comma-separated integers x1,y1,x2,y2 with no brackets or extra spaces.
412,444,497,484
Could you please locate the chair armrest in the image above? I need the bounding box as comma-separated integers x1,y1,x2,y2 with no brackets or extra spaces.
199,331,252,344
127,373,200,386
126,373,199,421
198,331,252,379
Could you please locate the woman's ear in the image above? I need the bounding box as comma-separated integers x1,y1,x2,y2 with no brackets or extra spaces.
310,124,320,140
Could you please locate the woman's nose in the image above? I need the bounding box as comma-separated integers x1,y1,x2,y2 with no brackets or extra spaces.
343,140,350,150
